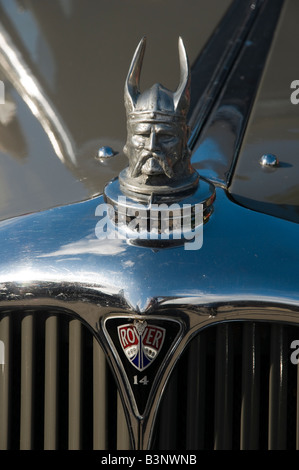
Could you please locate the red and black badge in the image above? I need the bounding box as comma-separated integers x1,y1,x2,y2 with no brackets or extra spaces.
118,321,165,371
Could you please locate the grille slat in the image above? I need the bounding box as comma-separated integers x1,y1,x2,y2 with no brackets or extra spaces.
158,367,178,450
186,333,206,449
214,324,234,449
68,319,83,449
20,314,34,450
117,392,131,450
268,324,288,449
44,315,58,450
240,323,260,449
93,336,108,450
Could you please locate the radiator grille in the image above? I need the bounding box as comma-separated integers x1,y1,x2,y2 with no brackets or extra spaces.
0,310,130,450
1,311,299,450
153,321,299,450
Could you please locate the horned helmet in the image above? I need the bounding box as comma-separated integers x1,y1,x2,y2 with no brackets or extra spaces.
123,37,194,186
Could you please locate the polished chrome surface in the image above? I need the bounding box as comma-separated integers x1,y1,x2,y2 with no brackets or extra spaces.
103,175,215,249
0,185,299,448
3,185,299,315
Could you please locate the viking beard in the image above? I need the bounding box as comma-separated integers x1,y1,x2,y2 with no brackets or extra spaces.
130,150,175,179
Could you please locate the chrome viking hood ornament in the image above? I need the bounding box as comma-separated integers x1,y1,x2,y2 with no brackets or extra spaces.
103,37,215,242
120,36,199,197
120,36,198,196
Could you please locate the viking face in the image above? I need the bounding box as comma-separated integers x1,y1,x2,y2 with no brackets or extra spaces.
124,119,187,179
123,37,191,183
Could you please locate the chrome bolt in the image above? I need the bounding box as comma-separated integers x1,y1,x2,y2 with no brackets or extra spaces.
96,146,116,160
259,154,279,168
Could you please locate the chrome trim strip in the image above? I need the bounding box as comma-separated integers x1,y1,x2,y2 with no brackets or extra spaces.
189,0,262,145
189,0,284,186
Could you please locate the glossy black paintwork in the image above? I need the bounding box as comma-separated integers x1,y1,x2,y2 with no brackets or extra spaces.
1,0,294,226
0,0,232,221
